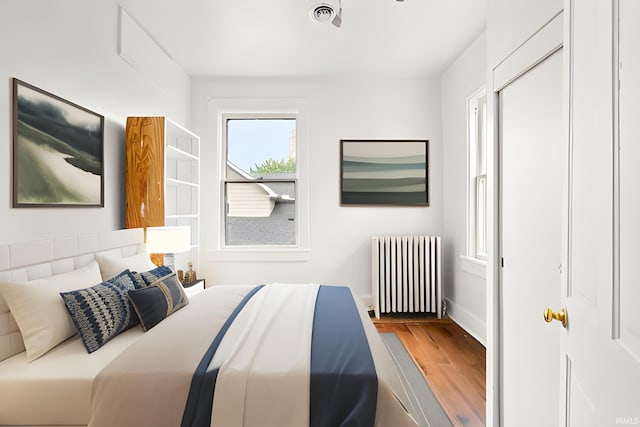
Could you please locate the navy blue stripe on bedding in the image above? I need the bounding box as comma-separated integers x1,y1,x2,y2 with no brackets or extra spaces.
181,284,265,427
310,285,378,427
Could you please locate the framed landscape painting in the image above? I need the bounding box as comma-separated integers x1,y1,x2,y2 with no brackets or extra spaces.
12,79,104,207
340,140,429,206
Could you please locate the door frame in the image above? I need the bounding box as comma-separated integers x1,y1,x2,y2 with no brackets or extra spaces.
486,11,564,427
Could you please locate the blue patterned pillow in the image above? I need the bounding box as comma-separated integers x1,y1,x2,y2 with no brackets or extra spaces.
60,270,139,353
138,265,173,286
128,272,188,331
130,265,172,289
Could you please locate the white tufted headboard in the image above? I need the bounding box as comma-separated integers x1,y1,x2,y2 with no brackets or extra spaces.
0,228,145,362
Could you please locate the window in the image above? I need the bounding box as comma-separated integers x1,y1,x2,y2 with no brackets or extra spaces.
210,98,309,262
223,114,298,247
467,87,487,261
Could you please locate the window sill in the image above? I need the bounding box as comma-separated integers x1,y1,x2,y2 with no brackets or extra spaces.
207,248,311,262
459,255,487,279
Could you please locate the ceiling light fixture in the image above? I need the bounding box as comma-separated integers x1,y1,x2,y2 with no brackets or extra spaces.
310,1,342,27
310,3,335,23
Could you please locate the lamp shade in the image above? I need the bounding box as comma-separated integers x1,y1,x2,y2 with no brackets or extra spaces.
145,226,191,254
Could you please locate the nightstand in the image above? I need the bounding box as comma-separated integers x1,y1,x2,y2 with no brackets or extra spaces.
182,279,205,298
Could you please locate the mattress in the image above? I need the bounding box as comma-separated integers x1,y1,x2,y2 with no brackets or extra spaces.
0,327,143,426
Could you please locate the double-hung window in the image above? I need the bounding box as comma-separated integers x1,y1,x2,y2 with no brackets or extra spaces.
221,112,304,251
224,115,296,246
467,87,487,261
211,97,310,261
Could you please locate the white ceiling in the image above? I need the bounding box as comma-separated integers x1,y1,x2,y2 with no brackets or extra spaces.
118,0,487,79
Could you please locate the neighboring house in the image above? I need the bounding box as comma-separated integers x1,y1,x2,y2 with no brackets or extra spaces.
225,161,296,245
226,161,278,218
225,161,294,218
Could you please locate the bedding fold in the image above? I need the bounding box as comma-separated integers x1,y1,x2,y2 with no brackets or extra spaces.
181,284,266,427
88,285,257,427
207,284,319,427
310,285,378,427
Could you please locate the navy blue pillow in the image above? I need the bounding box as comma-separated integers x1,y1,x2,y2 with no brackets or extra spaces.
60,270,139,353
128,272,188,331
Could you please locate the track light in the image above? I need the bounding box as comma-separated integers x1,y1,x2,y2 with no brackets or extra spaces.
332,0,342,27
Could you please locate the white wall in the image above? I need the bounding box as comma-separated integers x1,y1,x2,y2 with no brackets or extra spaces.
191,77,443,302
441,32,488,345
0,0,190,244
487,0,562,68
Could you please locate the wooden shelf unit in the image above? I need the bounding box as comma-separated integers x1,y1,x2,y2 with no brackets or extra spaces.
125,116,200,271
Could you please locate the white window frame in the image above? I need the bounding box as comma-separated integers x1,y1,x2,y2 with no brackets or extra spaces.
208,98,310,262
466,86,487,263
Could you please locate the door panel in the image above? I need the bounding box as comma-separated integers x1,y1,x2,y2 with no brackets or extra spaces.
618,0,640,363
563,0,640,424
567,360,597,427
567,0,600,305
499,48,563,427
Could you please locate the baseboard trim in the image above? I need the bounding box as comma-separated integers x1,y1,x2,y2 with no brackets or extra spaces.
445,299,486,346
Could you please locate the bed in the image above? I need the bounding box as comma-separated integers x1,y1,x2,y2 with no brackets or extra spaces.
0,228,418,427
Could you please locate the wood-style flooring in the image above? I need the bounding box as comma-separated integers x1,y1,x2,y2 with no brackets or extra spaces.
373,315,486,427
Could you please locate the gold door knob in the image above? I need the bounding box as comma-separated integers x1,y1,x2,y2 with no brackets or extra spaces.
543,307,567,328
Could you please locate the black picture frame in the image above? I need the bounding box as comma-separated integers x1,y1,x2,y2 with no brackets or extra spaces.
340,139,429,206
12,78,104,207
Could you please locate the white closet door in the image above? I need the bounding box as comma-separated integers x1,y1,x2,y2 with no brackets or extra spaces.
499,48,564,427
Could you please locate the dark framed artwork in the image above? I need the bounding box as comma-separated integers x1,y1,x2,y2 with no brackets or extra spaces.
340,139,429,206
12,78,104,207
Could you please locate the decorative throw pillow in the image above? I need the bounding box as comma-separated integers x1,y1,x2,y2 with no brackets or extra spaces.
95,251,157,281
0,260,103,362
128,273,188,331
60,270,139,353
139,265,173,285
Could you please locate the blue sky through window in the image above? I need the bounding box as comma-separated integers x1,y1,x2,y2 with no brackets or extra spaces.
227,119,295,173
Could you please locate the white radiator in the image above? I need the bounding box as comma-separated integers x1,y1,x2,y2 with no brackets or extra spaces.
371,235,443,319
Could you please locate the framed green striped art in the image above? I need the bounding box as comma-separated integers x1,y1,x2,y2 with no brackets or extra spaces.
340,140,429,206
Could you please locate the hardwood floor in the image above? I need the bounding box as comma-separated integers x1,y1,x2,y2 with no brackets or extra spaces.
373,315,486,427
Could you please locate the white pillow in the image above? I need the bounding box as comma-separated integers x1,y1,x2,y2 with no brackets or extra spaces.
0,260,103,362
95,251,157,280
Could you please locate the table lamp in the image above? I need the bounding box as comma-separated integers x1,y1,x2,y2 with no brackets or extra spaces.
145,226,191,272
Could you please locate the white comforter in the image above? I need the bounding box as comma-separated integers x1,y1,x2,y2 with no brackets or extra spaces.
88,284,417,427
